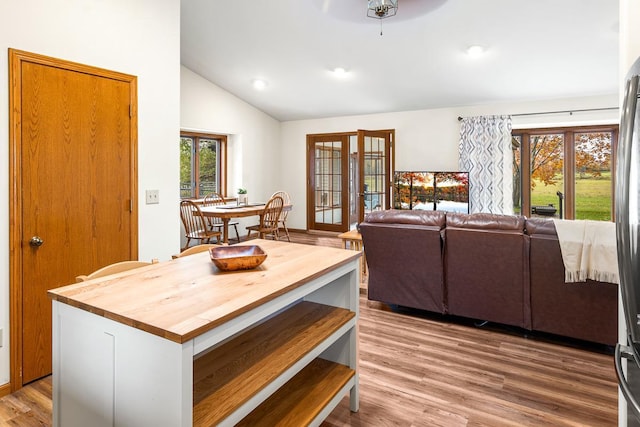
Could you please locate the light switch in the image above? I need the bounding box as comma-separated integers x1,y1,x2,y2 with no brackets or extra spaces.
145,190,160,204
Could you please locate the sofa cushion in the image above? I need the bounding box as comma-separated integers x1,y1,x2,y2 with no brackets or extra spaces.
446,212,525,231
444,212,530,329
365,209,446,228
361,211,446,313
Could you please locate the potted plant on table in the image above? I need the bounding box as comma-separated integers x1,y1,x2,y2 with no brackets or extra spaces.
237,188,248,206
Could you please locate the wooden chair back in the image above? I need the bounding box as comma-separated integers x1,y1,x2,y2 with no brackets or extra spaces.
180,199,221,250
203,193,225,206
245,196,284,240
202,193,241,243
261,195,284,233
76,259,158,282
172,243,220,259
203,193,226,226
180,200,208,236
271,191,290,221
271,190,291,241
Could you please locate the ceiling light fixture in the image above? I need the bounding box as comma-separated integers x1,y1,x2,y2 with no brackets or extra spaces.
252,79,268,90
367,0,398,19
367,0,398,36
466,45,485,58
332,67,348,78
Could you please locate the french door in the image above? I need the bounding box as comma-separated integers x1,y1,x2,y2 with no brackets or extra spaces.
307,130,394,232
357,129,393,223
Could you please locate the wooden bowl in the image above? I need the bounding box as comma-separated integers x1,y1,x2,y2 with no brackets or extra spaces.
209,245,267,271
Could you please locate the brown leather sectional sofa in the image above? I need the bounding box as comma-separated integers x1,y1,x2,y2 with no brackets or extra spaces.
359,210,618,346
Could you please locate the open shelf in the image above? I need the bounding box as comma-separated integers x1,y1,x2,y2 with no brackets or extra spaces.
237,358,355,426
193,300,355,426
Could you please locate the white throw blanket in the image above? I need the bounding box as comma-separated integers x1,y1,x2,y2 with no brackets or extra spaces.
552,219,619,284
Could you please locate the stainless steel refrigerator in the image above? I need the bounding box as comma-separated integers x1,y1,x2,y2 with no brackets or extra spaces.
615,55,640,426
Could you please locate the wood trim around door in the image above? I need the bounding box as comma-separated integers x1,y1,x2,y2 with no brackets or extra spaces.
306,133,351,233
8,48,139,391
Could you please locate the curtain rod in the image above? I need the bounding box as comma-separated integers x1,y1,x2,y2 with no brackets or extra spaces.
457,106,619,121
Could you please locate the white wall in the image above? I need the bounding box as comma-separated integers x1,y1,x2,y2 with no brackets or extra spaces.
180,67,282,234
0,0,181,386
280,94,619,231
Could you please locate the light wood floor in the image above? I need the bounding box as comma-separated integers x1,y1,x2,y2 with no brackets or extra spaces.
0,231,618,426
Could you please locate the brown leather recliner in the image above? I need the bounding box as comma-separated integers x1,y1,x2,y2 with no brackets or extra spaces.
360,210,447,313
444,212,531,329
526,218,617,345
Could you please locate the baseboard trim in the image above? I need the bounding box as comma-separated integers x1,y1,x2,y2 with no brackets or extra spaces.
303,229,341,236
0,382,11,398
287,227,308,234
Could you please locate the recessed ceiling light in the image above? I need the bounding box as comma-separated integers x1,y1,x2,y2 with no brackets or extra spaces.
332,67,349,78
252,79,268,90
466,45,486,57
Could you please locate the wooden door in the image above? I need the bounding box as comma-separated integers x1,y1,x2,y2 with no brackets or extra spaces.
357,129,394,224
307,133,350,232
9,49,138,388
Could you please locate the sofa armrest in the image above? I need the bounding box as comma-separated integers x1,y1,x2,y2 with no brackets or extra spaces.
525,217,556,235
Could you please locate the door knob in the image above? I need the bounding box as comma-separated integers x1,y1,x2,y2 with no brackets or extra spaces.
29,236,44,247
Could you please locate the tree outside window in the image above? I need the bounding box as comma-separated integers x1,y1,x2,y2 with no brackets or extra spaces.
574,132,612,220
180,132,226,199
512,125,617,221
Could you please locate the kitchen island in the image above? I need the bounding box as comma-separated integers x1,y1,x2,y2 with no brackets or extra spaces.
48,239,360,426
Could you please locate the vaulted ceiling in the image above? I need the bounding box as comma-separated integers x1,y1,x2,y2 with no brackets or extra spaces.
181,0,619,121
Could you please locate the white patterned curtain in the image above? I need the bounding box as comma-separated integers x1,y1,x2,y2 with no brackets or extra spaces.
459,115,513,214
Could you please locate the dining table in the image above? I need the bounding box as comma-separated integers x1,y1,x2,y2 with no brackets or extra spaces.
200,202,292,244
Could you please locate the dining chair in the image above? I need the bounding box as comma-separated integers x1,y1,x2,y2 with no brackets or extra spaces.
75,259,159,282
180,199,222,250
246,195,284,241
270,190,291,242
171,243,221,259
203,193,241,243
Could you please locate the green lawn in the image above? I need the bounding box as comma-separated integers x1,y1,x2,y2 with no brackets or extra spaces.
529,172,612,221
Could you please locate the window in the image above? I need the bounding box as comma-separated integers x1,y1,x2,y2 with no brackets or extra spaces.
512,125,617,220
180,132,227,199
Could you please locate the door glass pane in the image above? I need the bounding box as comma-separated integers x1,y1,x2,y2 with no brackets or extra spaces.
198,138,219,197
180,137,194,198
363,136,386,214
574,132,612,220
530,134,564,218
314,140,342,225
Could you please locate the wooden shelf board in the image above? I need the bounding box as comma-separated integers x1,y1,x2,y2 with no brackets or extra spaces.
236,358,355,426
193,301,355,426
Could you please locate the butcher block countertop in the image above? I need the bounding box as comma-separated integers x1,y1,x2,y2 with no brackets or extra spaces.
48,239,361,344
